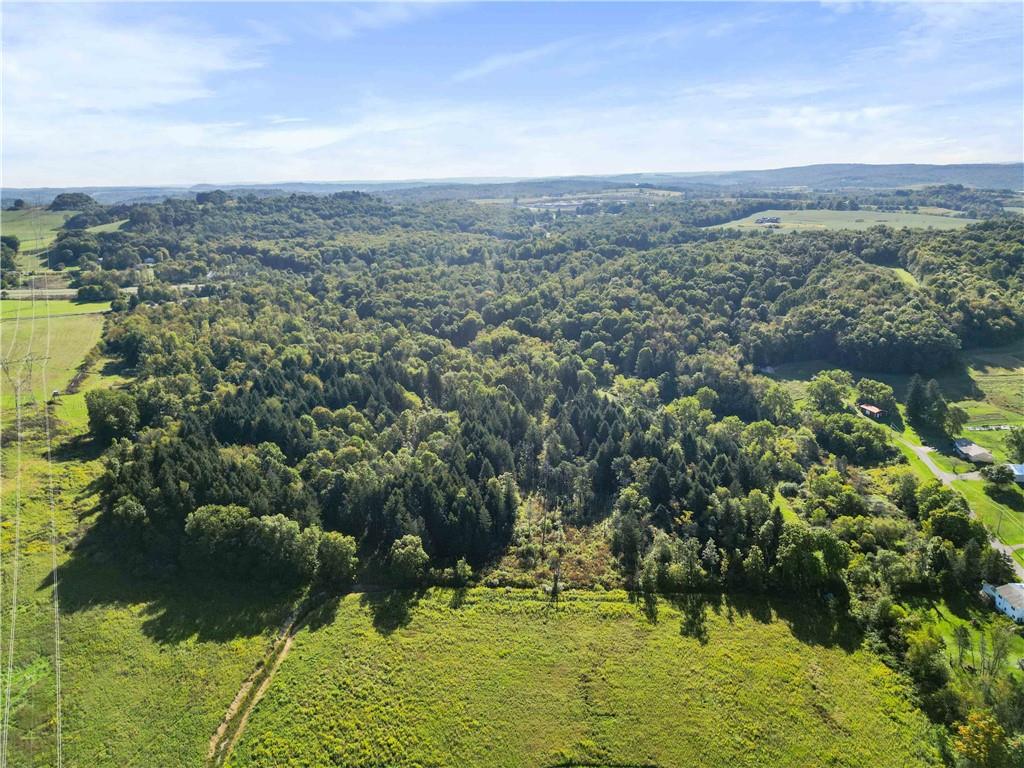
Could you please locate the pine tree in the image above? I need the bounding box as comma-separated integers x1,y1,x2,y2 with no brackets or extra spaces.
905,374,926,424
925,379,947,432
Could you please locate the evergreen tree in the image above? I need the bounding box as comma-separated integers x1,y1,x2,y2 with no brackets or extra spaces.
925,379,948,432
905,374,926,424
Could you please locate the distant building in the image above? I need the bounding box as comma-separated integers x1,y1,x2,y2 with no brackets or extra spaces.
982,582,1024,623
858,403,884,420
1010,464,1024,486
755,216,781,225
953,438,994,464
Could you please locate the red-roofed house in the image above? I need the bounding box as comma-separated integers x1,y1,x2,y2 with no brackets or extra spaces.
858,403,884,420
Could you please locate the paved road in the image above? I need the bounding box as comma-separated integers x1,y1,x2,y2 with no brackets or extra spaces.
891,431,1024,580
895,435,981,485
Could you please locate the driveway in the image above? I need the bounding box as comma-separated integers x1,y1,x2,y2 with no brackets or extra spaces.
890,432,1022,579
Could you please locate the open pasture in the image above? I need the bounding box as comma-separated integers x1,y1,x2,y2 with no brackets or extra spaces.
0,304,106,408
1,209,77,273
718,208,978,231
229,588,940,768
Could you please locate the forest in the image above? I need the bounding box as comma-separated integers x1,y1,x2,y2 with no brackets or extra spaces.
19,185,1016,763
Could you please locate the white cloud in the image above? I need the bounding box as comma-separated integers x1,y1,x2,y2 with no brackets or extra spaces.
452,39,577,83
315,3,443,41
1,2,1019,187
2,5,256,118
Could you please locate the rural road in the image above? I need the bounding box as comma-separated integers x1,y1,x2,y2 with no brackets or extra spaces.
896,437,981,485
890,432,1023,580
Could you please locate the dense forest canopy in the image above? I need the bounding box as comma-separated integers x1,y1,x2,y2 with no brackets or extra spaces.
15,185,1019,752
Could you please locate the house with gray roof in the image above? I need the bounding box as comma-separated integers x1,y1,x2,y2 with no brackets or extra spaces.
982,582,1024,623
953,438,994,464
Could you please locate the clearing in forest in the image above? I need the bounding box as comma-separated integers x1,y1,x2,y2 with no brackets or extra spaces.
717,208,978,231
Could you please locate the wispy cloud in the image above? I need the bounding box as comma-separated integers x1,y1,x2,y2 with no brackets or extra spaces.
315,3,443,41
1,2,1019,187
452,38,577,83
2,5,256,118
267,116,311,125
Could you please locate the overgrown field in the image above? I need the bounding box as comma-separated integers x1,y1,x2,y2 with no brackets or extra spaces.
718,208,978,231
229,588,941,768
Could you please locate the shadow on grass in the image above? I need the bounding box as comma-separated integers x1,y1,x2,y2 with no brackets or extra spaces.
986,485,1024,513
632,591,861,653
51,432,106,464
358,588,426,635
40,525,298,645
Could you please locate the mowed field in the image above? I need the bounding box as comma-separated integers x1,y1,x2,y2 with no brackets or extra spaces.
718,208,978,231
1,299,110,320
229,589,940,768
1,300,108,408
1,209,76,253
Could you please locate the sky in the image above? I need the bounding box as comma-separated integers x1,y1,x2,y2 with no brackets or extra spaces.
2,1,1022,187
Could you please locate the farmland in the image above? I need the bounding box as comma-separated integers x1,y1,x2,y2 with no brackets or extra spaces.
1,209,77,257
0,300,108,408
717,208,979,231
229,588,940,768
0,298,110,320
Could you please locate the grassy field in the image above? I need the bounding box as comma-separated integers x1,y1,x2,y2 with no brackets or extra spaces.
0,311,297,766
229,588,940,768
1,209,76,254
1,299,110,320
86,219,128,234
953,480,1024,547
885,266,919,288
718,208,978,232
1,305,107,409
908,594,1024,670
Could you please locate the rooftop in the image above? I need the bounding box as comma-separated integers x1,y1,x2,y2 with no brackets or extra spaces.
996,583,1024,611
858,403,882,414
953,438,991,457
1010,464,1024,478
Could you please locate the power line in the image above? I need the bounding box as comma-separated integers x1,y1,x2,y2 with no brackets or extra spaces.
39,254,64,767
0,277,36,767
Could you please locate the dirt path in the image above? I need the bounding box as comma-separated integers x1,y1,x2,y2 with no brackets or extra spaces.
207,609,300,767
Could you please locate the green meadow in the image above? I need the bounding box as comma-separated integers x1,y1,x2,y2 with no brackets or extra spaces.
0,316,296,767
718,208,978,232
1,299,110,320
1,209,76,255
229,588,940,768
0,305,107,409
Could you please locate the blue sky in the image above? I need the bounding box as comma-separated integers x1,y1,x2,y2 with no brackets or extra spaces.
3,1,1022,186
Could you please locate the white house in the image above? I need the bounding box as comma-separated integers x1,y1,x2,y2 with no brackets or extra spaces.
953,438,994,464
982,582,1024,623
1009,464,1024,486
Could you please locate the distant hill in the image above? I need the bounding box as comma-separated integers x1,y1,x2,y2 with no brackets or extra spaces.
3,162,1019,206
646,162,1024,190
